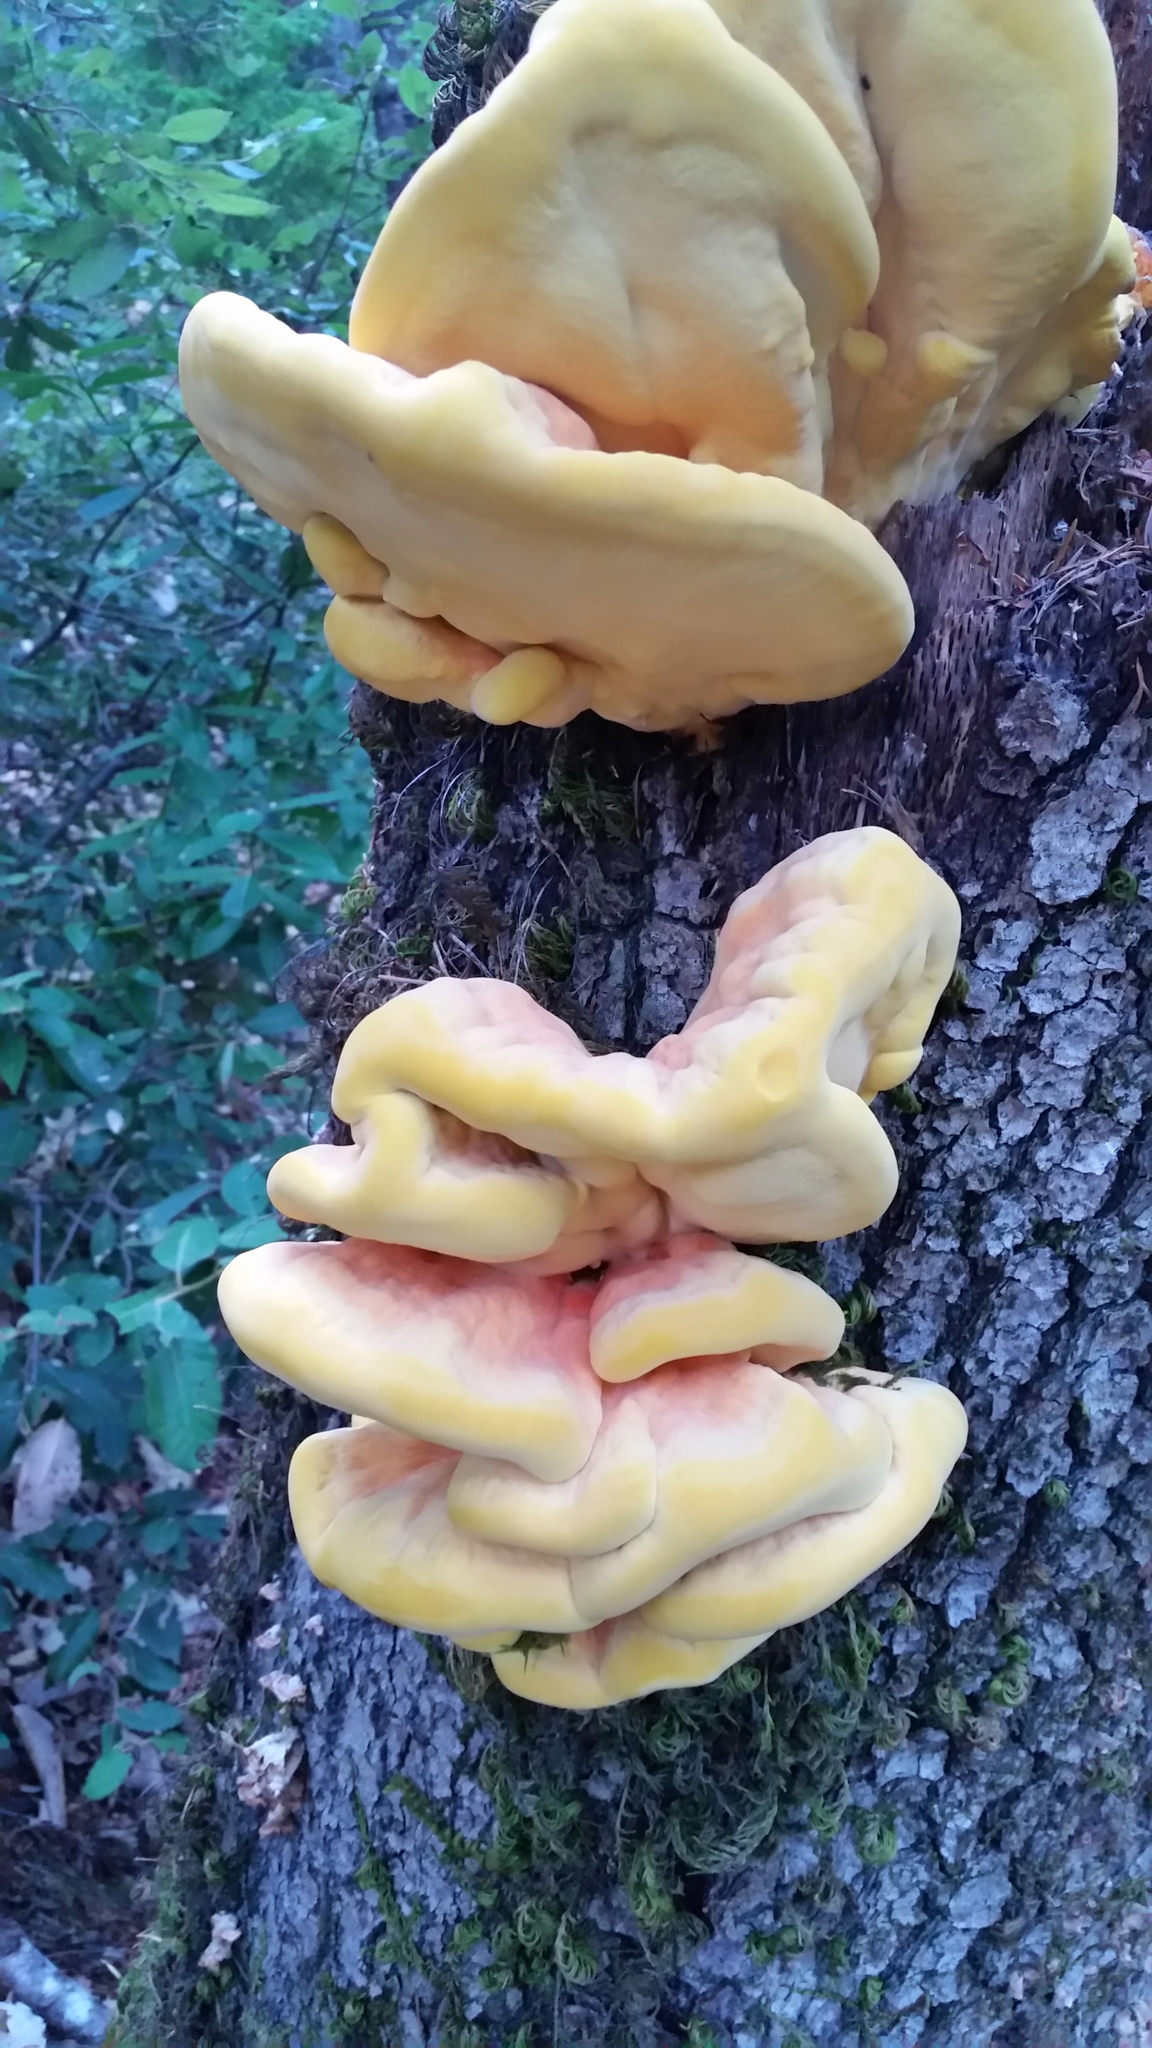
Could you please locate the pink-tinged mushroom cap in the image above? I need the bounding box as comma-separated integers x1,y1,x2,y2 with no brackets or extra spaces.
644,1372,968,1639
288,1424,589,1636
267,828,961,1252
587,1234,844,1381
488,1614,772,1710
448,1355,893,1613
283,1358,895,1636
178,293,913,734
217,1238,604,1482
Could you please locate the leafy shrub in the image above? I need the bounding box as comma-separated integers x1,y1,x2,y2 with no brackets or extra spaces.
1,0,429,1785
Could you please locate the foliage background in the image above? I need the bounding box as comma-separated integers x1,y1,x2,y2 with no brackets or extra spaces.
0,0,429,1960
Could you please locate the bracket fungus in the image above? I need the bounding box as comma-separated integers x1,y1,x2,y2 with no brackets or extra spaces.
706,0,1129,523
178,293,913,734
266,829,961,1251
349,0,881,492
218,832,968,1703
178,0,1128,730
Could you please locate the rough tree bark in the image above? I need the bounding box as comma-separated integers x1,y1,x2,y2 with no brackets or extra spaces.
113,7,1152,2045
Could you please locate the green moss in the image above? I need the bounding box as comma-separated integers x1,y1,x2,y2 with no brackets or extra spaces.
539,735,637,845
683,2021,721,2048
888,1083,923,1116
524,913,575,984
338,870,378,924
1103,866,1140,903
444,772,496,845
852,1809,898,1868
941,963,971,1013
343,1597,914,2035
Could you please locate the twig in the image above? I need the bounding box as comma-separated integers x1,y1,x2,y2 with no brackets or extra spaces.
300,94,374,296
18,441,198,666
0,1913,113,2042
24,1194,42,1393
34,733,158,855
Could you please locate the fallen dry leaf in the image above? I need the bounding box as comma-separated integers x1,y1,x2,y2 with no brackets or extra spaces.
235,1728,303,1807
135,1435,195,1490
256,1579,282,1604
252,1625,282,1652
236,1727,306,1837
258,1784,305,1838
12,1420,82,1537
302,1613,325,1638
197,1912,242,1972
11,1705,66,1830
260,1671,307,1707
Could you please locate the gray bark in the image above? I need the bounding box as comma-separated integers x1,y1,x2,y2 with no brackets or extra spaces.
113,8,1152,2044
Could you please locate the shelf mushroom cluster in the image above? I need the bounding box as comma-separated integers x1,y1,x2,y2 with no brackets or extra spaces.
180,0,1132,733
219,830,970,1706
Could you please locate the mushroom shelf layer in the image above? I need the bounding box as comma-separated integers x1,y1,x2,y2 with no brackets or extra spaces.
180,0,1129,731
178,295,914,735
265,828,961,1255
219,1235,967,1704
217,831,968,1704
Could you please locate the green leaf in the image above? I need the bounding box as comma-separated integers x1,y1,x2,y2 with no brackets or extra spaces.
2,106,72,186
152,1730,190,1755
0,1105,38,1175
141,1516,183,1556
88,1211,117,1264
164,107,233,145
82,1746,133,1800
137,1183,212,1242
396,65,436,118
0,456,23,498
118,1700,185,1734
26,1006,129,1095
151,1214,221,1274
170,214,220,267
19,1303,97,1335
220,870,259,919
0,1026,27,1092
187,915,242,958
112,1291,204,1344
46,1607,102,1683
0,1543,69,1599
77,482,141,525
142,1342,221,1472
248,1001,305,1038
31,215,111,261
219,1216,283,1250
220,1159,267,1216
121,1641,181,1694
67,231,140,299
186,184,272,219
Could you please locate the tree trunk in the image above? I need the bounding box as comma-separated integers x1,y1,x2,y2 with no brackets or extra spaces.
113,7,1152,2044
